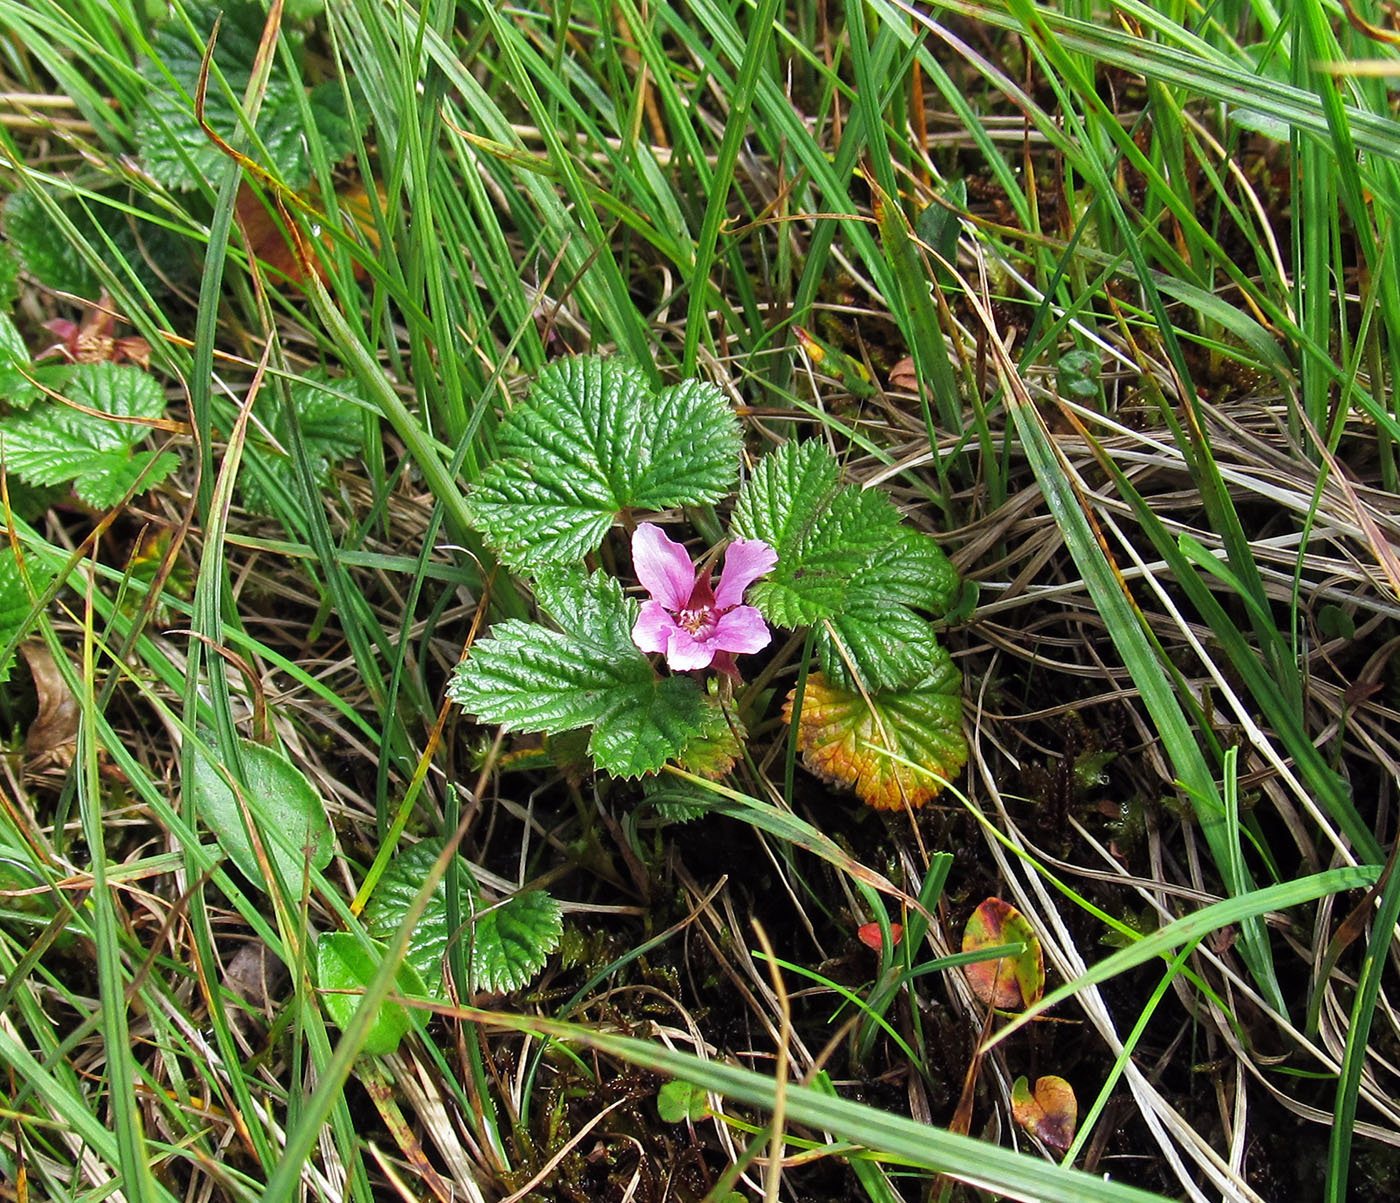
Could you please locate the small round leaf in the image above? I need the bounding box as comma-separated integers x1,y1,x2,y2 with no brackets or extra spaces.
962,898,1044,1010
1011,1074,1078,1151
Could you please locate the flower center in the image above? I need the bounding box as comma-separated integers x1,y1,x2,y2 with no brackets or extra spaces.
676,605,716,637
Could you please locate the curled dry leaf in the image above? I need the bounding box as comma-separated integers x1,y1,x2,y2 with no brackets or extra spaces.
21,642,79,778
961,897,1044,1010
1011,1074,1077,1151
888,355,918,392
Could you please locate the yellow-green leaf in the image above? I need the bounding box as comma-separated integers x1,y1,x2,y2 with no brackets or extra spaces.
783,653,965,810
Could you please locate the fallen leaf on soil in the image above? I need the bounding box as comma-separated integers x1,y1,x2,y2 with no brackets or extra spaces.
236,181,382,286
962,897,1044,1010
21,642,79,776
1011,1074,1077,1150
857,921,903,951
888,355,918,391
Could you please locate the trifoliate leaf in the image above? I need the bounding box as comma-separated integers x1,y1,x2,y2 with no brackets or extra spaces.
448,570,711,777
734,441,960,690
190,737,334,891
364,839,562,995
240,370,366,513
0,363,178,507
0,548,53,686
314,932,427,1057
783,652,966,810
136,1,365,193
467,357,742,567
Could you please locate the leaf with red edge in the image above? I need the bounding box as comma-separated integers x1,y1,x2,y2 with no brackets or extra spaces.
783,656,965,810
1011,1075,1077,1151
962,898,1044,1010
857,921,903,951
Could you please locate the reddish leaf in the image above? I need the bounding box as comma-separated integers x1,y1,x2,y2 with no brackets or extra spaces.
857,921,903,951
1011,1075,1077,1151
236,181,382,286
961,898,1044,1010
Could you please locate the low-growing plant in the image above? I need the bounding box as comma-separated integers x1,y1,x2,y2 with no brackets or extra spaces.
447,355,968,807
0,312,179,510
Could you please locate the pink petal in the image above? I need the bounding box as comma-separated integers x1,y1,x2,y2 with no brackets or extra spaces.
665,627,717,671
632,600,679,655
710,605,771,654
632,524,695,612
713,539,778,609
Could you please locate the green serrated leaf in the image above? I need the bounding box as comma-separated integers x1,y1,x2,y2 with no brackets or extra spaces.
784,648,967,810
303,80,362,162
364,840,470,991
0,363,177,507
364,840,562,995
449,570,709,777
241,371,366,513
731,439,839,559
473,891,564,993
734,442,959,690
0,548,53,687
190,737,334,891
0,312,39,409
758,486,902,626
467,357,741,567
820,599,943,691
2,189,100,298
136,1,364,193
818,527,960,690
2,185,193,300
869,526,961,614
78,449,182,509
639,777,711,822
630,377,743,509
314,932,426,1057
676,690,744,779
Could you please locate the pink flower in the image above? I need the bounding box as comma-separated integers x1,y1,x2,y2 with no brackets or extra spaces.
630,523,777,677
